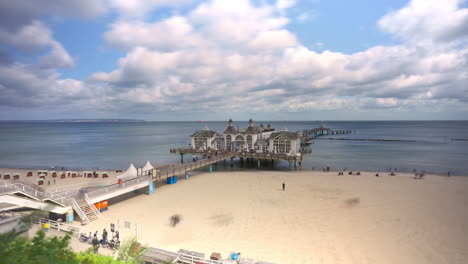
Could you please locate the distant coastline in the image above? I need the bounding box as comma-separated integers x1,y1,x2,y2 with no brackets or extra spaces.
0,119,145,123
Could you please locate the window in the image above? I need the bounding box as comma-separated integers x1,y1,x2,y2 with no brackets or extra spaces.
194,135,206,149
273,136,291,153
246,135,252,149
235,135,245,151
226,135,232,150
215,140,222,150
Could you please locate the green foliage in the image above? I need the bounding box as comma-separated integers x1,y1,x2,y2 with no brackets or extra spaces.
0,229,77,264
76,251,128,264
116,237,147,264
0,226,144,264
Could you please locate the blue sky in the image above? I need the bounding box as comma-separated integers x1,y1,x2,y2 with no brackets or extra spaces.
0,0,467,120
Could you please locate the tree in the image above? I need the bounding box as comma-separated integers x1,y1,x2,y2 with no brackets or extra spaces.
0,229,77,264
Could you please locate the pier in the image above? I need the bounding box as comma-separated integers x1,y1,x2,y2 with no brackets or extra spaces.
301,126,353,145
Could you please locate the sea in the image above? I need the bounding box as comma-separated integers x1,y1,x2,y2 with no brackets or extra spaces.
0,121,467,175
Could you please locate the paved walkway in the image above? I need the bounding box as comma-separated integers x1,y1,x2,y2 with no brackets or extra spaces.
24,224,116,257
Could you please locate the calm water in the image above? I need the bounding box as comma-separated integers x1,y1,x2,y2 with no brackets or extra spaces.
0,121,467,175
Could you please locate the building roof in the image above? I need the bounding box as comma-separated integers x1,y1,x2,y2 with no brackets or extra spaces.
223,126,237,134
255,138,269,145
191,130,220,138
269,131,300,140
212,137,225,142
244,126,260,134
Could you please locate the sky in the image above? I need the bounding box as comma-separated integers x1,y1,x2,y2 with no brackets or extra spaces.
0,0,467,121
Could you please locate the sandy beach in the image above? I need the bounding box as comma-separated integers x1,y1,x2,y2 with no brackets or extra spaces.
67,170,468,264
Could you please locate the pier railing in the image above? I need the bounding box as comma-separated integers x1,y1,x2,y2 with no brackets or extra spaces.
0,180,74,205
86,175,152,199
152,153,231,180
170,148,310,162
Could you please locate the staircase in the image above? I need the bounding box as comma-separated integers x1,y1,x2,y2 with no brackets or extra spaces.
77,199,99,222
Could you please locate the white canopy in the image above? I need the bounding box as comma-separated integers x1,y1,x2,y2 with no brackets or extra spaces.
143,161,154,172
117,163,138,180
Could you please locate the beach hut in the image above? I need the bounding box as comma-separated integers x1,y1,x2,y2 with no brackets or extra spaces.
0,173,2,179
51,171,57,178
37,170,43,176
39,173,46,179
117,164,138,180
13,173,19,180
60,172,66,179
71,171,77,177
101,172,109,178
42,170,48,176
4,173,10,180
27,171,33,177
37,179,44,185
93,172,98,178
66,171,71,177
85,171,93,178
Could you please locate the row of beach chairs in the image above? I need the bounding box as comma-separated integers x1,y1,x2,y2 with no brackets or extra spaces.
0,171,110,183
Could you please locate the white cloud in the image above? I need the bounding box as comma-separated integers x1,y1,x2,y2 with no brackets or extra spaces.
1,0,468,119
0,21,74,68
89,0,468,117
0,21,52,53
0,0,106,30
39,41,75,68
109,0,198,18
378,0,468,44
105,16,198,51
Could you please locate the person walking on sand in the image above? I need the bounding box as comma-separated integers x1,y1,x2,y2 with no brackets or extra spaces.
102,228,108,245
282,182,285,191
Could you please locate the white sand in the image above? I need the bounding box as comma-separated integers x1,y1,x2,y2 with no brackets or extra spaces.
76,170,468,264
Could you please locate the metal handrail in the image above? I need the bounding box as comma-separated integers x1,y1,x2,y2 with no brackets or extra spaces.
71,198,89,224
87,175,151,199
84,194,102,219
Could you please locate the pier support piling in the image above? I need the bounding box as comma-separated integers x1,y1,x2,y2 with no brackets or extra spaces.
148,181,155,195
289,161,292,171
180,154,184,164
66,210,74,223
209,164,213,173
185,171,189,179
257,159,261,168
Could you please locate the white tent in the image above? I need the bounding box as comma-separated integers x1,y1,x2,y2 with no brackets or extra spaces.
143,161,154,172
117,163,138,180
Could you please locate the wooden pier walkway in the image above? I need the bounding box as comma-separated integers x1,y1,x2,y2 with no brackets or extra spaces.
147,152,232,181
304,127,352,139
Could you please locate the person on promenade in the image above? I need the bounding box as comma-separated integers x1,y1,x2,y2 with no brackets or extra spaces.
92,236,100,253
102,228,108,245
